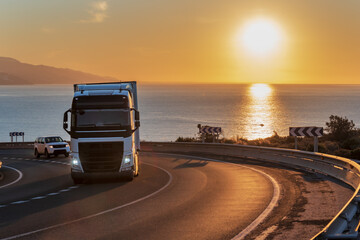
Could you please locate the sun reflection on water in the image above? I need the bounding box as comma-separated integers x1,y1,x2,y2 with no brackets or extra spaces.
243,83,276,140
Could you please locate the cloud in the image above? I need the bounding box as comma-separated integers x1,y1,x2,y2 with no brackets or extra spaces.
81,1,108,23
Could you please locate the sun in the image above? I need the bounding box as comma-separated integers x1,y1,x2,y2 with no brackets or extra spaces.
250,83,272,98
239,18,283,56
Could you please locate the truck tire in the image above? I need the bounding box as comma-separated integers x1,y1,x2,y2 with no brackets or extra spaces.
34,149,40,158
126,171,134,181
45,149,50,159
72,177,84,184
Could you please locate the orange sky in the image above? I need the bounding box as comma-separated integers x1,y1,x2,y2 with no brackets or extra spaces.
1,0,360,84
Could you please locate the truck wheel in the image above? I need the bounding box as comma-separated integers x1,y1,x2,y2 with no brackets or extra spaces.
34,149,40,158
126,171,134,181
72,177,83,184
45,149,50,159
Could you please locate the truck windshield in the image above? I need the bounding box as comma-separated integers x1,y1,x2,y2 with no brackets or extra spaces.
45,137,64,143
76,109,130,129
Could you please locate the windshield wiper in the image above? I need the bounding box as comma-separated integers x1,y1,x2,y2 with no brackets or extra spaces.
102,124,127,127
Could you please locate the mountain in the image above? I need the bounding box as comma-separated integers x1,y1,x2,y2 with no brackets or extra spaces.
0,57,117,85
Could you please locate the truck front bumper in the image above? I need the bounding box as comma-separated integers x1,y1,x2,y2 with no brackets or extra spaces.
71,170,133,180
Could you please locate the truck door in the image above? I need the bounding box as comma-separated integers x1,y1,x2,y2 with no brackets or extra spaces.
39,137,45,154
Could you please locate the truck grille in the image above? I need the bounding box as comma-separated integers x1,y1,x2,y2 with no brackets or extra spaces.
53,144,66,148
78,142,124,173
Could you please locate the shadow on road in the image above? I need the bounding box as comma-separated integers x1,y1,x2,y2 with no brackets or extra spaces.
173,159,208,169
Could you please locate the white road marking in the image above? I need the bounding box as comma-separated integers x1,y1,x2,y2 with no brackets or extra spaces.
233,165,280,239
154,152,281,240
6,157,70,166
0,166,23,189
255,225,278,240
11,200,29,205
47,193,59,196
3,155,69,171
0,162,173,240
31,196,46,200
0,157,72,209
1,185,81,208
59,189,71,192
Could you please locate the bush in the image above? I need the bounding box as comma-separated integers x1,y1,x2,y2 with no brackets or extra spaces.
175,136,198,142
317,143,327,153
325,115,357,141
223,139,236,144
334,149,351,158
350,148,360,160
342,136,360,150
323,141,340,153
236,137,248,145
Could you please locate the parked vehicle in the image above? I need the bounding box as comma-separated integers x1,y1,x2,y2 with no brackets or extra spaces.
34,136,70,158
63,82,140,183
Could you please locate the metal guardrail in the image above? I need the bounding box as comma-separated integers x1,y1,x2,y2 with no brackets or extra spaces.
0,142,34,149
141,142,360,240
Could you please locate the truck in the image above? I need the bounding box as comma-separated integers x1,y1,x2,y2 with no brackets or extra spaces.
63,82,140,183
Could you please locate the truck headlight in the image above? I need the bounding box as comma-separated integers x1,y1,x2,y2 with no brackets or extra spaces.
65,144,70,148
124,155,132,165
72,159,79,166
70,154,82,171
49,145,53,149
71,155,80,166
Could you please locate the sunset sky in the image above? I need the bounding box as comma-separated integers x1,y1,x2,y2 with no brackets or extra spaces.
1,0,359,84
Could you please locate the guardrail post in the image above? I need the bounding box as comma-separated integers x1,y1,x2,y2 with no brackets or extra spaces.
314,136,318,152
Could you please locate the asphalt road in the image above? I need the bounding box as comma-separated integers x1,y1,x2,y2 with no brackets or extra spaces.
0,149,277,240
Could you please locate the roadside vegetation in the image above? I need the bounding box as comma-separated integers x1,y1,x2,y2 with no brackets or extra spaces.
175,115,360,160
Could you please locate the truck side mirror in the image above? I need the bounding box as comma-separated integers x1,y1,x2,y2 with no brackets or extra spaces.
131,108,140,131
63,109,71,134
135,110,140,121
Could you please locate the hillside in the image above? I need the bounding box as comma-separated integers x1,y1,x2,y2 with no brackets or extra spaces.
0,57,117,85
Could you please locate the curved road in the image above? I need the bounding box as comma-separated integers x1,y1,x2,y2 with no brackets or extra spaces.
0,149,276,240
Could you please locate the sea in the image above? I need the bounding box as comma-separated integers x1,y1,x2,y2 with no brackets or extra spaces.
0,84,360,142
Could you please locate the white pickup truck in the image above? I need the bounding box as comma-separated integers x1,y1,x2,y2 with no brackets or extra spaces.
34,136,70,158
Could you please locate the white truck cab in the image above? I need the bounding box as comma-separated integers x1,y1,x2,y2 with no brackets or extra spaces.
63,82,140,183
